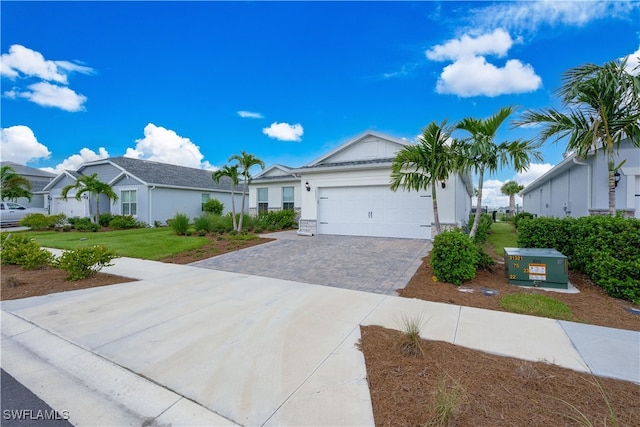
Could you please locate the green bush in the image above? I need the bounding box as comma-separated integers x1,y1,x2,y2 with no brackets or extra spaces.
514,212,535,229
109,215,146,230
517,215,640,303
253,210,297,230
55,245,118,281
193,213,214,233
99,213,114,227
20,213,67,230
203,199,224,215
430,230,478,285
475,245,496,270
73,217,100,232
0,234,55,269
170,213,190,235
470,213,493,244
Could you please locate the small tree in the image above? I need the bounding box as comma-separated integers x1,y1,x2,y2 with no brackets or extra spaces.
501,181,524,217
61,173,118,224
212,165,239,230
228,151,265,232
1,165,32,202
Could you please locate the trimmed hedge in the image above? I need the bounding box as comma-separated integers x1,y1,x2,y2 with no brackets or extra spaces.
518,215,640,303
431,230,478,285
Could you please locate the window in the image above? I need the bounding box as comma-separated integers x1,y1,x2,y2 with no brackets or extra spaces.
121,190,137,216
257,188,268,214
282,186,294,210
201,193,210,211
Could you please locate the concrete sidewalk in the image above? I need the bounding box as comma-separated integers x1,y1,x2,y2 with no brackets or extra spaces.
2,256,639,426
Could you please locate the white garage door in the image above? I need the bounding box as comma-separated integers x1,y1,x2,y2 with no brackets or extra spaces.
317,186,432,239
53,197,86,218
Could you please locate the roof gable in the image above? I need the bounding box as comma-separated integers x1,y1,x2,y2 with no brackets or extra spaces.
306,131,409,167
254,164,296,179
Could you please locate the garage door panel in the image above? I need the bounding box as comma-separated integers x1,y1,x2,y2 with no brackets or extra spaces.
317,186,432,239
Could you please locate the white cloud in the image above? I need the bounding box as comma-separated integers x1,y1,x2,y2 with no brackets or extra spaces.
427,30,541,98
262,122,304,142
467,1,638,35
8,82,87,112
125,123,215,170
426,29,513,61
41,147,110,174
0,45,92,111
623,47,640,76
0,125,51,165
516,163,554,187
436,55,542,97
237,110,264,119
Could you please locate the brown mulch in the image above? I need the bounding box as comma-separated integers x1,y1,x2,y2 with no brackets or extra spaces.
359,324,640,427
399,258,640,332
3,231,639,425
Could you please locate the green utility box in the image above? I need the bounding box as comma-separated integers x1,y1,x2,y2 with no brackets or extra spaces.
504,248,568,289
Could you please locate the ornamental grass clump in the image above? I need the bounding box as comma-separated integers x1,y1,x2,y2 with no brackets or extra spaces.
430,230,477,285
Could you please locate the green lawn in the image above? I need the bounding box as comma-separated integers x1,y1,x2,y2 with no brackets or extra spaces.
15,228,209,260
487,221,518,257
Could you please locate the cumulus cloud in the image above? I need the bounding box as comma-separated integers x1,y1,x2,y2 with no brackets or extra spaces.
516,162,554,187
262,122,304,142
623,47,640,76
125,123,216,170
0,44,92,111
237,110,264,119
426,29,542,97
0,125,51,165
40,147,110,175
7,82,87,112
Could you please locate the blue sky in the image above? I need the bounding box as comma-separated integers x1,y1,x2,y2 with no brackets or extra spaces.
1,0,639,207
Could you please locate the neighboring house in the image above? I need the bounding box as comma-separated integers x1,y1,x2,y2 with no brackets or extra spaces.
522,139,640,219
43,157,244,225
0,161,55,211
249,131,474,239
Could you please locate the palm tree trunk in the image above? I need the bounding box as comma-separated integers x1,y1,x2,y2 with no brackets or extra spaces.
608,153,616,217
509,195,516,217
237,181,247,231
469,169,485,238
230,188,238,231
431,181,441,234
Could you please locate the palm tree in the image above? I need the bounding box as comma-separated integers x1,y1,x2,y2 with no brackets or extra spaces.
514,58,640,216
455,106,542,238
61,173,118,223
501,180,524,217
1,165,32,202
390,120,454,234
212,165,240,231
229,151,265,231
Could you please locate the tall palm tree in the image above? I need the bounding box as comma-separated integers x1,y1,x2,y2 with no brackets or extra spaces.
501,180,524,217
390,120,454,234
1,165,32,202
514,58,640,216
229,151,265,231
61,173,118,223
212,164,240,231
455,106,542,238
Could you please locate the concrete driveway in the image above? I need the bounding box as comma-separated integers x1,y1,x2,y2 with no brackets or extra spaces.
190,231,432,295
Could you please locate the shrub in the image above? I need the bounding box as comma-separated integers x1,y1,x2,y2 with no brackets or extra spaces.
99,213,114,227
202,199,224,215
514,212,535,229
73,217,100,232
109,215,145,230
475,245,496,270
193,213,214,233
430,230,477,285
55,245,118,281
1,234,55,269
20,213,66,230
170,213,190,235
471,213,493,244
253,210,297,231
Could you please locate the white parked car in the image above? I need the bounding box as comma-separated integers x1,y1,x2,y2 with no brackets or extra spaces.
0,201,32,226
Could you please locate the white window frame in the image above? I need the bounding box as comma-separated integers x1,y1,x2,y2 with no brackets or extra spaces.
121,189,138,217
282,186,294,210
257,188,268,214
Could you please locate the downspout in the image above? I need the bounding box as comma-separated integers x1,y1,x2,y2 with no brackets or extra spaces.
149,186,155,227
573,158,591,212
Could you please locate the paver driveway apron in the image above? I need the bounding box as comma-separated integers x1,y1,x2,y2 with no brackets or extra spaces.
190,231,432,295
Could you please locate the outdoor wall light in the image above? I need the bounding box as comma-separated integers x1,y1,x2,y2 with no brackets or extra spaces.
441,180,446,189
305,181,311,192
614,171,621,188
